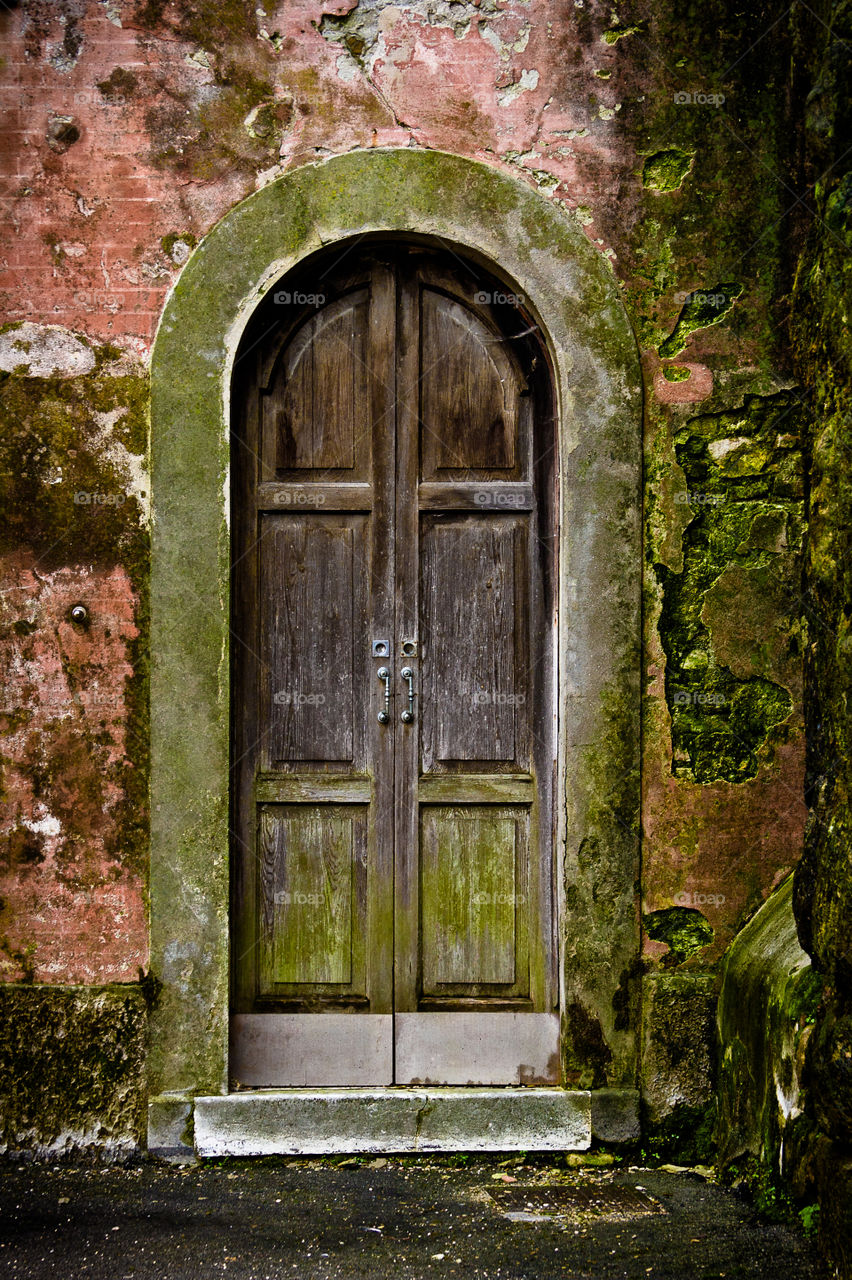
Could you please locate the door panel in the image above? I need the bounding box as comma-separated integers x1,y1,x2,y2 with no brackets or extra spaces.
420,805,529,993
420,289,520,476
393,257,556,1082
262,289,370,477
394,1012,560,1087
420,517,525,767
257,804,367,994
259,516,366,768
232,248,556,1087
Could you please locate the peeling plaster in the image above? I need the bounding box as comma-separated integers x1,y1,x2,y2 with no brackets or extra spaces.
0,324,96,379
497,69,540,106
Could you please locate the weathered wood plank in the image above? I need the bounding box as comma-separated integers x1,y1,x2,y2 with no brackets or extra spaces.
256,482,373,512
418,774,534,803
263,290,369,472
255,776,372,803
257,804,363,988
418,482,533,511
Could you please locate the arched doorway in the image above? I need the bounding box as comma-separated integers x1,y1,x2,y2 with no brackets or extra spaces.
230,242,558,1086
147,149,642,1154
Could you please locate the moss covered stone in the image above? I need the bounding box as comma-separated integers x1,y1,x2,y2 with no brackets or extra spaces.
641,972,717,1161
658,284,744,359
0,984,147,1158
715,876,821,1190
656,391,804,783
642,149,694,193
643,906,714,965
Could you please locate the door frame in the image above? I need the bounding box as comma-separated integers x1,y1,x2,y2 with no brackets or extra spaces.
229,246,561,1086
148,149,643,1147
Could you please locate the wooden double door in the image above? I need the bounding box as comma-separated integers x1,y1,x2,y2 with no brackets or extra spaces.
231,244,558,1087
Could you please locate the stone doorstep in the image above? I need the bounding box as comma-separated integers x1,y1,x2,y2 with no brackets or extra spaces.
188,1089,602,1158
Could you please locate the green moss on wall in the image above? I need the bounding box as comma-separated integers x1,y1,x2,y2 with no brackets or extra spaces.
656,391,805,782
644,906,714,965
602,21,647,44
619,1,801,368
792,47,852,1004
137,0,289,180
787,32,852,1268
0,984,147,1157
0,343,150,879
0,363,147,571
715,876,822,1217
97,67,137,98
658,284,743,359
641,972,717,1160
642,149,694,193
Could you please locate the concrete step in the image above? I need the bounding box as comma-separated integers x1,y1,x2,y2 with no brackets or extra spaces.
192,1088,596,1157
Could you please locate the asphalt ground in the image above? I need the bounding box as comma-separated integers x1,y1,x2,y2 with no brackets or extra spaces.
0,1154,828,1280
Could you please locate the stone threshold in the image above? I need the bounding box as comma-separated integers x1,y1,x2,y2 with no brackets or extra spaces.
147,1087,639,1158
194,1088,590,1156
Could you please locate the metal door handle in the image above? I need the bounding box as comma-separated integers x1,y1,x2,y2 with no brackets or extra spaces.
377,667,390,724
401,667,415,723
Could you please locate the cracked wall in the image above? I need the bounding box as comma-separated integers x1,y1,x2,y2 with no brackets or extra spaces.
0,0,818,1139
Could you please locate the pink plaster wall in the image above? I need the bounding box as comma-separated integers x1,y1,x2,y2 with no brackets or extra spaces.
0,0,806,983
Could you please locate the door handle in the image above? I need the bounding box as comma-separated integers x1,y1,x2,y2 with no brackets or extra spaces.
377,666,390,724
400,667,415,723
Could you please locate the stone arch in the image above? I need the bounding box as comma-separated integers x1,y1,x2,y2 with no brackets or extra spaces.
148,149,642,1146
